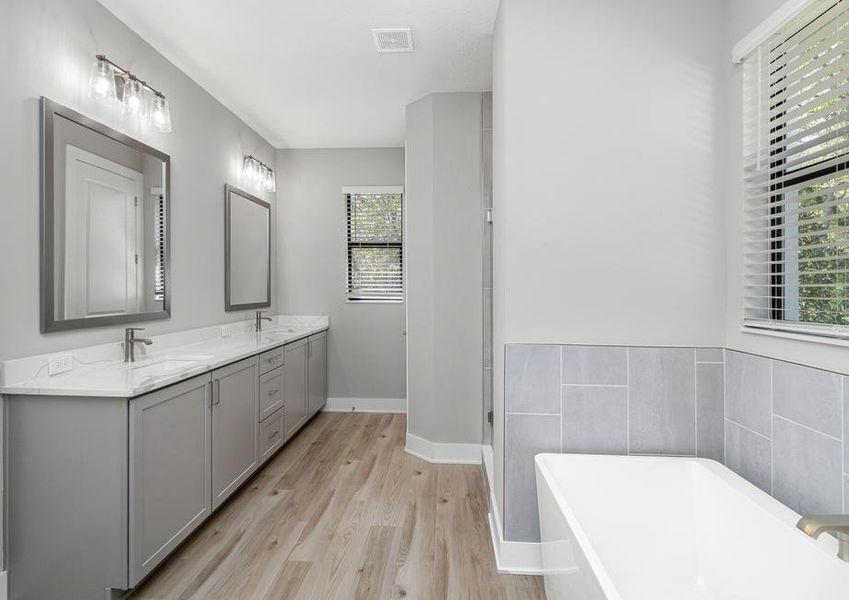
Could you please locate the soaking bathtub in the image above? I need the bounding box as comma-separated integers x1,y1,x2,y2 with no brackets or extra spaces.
535,453,849,599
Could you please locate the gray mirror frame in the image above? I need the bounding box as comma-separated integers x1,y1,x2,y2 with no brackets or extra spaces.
224,184,271,312
40,97,172,333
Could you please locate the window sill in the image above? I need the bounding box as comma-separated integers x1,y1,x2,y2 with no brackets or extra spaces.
346,299,404,305
740,325,849,349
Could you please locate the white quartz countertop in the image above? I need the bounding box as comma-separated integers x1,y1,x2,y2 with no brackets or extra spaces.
0,315,328,398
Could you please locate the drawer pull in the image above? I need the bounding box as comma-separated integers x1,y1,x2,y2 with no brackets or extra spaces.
267,430,279,440
265,354,281,364
267,388,279,396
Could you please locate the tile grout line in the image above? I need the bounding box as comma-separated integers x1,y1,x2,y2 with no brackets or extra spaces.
626,348,631,455
770,358,775,496
694,348,698,458
561,383,628,388
772,413,843,444
726,416,772,442
560,345,564,453
723,348,727,464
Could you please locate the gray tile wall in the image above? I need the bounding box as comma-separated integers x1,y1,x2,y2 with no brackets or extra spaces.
724,350,847,517
504,345,849,543
505,344,723,542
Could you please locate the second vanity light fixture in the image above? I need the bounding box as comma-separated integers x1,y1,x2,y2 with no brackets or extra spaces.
88,54,172,133
242,155,276,192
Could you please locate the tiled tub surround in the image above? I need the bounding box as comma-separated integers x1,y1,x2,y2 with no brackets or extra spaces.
505,345,724,542
724,350,847,517
504,344,849,543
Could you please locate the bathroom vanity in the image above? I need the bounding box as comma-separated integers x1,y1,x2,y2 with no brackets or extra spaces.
1,316,327,600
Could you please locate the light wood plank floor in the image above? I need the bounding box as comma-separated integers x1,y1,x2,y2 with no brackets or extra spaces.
131,412,545,600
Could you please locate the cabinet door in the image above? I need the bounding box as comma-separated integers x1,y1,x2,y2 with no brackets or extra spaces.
284,339,308,440
211,357,259,510
308,332,327,416
130,374,212,586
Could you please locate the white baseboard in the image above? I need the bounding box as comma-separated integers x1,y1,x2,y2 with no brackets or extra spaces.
404,433,481,465
482,447,543,575
0,570,7,600
322,397,406,414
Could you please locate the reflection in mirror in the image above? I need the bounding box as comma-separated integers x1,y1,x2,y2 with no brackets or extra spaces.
41,98,170,332
225,185,271,311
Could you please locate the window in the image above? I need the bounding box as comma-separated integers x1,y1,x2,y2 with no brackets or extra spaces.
742,0,849,339
154,192,166,302
345,187,404,302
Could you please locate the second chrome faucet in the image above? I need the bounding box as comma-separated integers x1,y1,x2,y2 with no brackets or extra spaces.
255,310,272,332
124,327,153,363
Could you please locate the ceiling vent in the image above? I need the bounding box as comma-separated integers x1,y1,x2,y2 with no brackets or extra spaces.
372,28,413,53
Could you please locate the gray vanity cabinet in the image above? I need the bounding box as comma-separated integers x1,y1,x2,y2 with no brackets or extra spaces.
129,374,212,586
308,331,327,415
284,338,309,439
211,357,259,510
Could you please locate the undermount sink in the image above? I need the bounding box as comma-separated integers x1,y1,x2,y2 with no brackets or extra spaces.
132,355,212,377
263,328,300,340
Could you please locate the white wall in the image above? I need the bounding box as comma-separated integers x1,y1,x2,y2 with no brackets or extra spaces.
0,0,277,361
406,93,484,445
275,148,407,401
491,0,728,522
723,0,849,376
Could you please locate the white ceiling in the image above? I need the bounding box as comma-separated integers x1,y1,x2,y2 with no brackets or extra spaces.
97,0,498,149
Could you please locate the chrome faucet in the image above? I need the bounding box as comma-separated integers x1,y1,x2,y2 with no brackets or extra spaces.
797,515,849,561
124,327,153,363
255,310,272,332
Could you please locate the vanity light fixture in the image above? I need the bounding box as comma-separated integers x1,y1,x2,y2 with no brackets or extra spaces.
242,155,276,192
88,54,172,133
88,55,117,100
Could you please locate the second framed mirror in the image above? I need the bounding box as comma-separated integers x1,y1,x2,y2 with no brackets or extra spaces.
224,184,271,311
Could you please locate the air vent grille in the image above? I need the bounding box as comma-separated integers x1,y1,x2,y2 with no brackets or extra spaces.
372,28,413,53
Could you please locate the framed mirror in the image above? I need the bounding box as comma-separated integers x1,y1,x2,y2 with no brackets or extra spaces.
225,184,271,311
40,98,171,332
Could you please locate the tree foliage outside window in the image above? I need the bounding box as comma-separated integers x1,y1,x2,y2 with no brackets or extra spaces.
771,60,849,327
346,191,403,302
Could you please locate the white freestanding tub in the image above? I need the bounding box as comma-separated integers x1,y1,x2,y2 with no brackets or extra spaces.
535,454,849,600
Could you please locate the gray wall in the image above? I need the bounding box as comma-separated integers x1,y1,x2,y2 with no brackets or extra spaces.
406,93,484,445
0,0,277,361
275,148,406,401
504,344,849,543
491,0,728,529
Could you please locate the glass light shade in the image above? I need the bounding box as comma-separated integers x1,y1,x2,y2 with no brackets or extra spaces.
150,94,172,133
263,167,276,192
89,56,116,100
122,76,146,116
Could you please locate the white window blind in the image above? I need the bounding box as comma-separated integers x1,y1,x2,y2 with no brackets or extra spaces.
154,193,166,302
742,0,849,339
345,189,403,302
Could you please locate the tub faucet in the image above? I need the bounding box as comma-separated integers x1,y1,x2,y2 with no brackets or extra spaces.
124,327,153,363
255,310,272,332
797,515,849,562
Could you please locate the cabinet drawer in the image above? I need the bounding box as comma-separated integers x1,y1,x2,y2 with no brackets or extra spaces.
259,409,284,465
259,366,284,421
258,346,285,374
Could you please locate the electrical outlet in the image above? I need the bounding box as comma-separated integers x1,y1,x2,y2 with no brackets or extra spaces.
48,354,73,375
221,325,231,337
